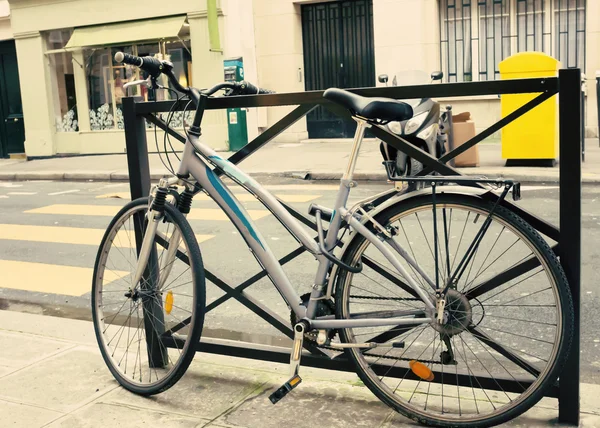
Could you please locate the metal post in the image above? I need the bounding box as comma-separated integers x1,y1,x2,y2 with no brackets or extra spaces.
596,71,600,147
445,105,455,167
558,68,581,425
123,96,151,200
122,96,168,367
581,76,585,162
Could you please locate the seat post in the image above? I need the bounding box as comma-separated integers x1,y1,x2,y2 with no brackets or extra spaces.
343,119,369,181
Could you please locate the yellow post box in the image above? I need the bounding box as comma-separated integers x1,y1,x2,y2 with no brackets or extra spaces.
499,52,560,166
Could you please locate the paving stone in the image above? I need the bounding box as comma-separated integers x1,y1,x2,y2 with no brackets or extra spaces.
0,399,63,427
103,357,271,420
0,331,73,369
0,347,117,412
215,377,393,428
47,402,204,428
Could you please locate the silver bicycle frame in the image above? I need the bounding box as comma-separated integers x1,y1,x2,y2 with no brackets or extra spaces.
147,119,435,330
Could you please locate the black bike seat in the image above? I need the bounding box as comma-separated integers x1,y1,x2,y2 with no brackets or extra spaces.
323,88,413,122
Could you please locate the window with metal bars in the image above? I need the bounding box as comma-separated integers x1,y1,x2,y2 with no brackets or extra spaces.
439,0,586,82
478,0,511,81
554,0,585,70
440,0,473,82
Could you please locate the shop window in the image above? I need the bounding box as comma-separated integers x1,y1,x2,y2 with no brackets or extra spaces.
85,40,192,131
46,29,79,132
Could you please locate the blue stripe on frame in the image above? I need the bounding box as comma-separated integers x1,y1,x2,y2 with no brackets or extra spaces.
205,165,265,250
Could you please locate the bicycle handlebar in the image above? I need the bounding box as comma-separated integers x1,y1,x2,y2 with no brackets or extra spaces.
114,52,273,101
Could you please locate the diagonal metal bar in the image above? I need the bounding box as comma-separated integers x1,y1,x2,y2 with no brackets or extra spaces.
155,234,326,356
205,246,307,313
367,321,424,344
468,325,541,378
464,245,559,301
154,235,292,336
167,246,308,334
423,90,557,171
144,113,187,144
276,198,319,232
371,124,460,176
482,193,560,241
227,104,316,166
361,256,421,299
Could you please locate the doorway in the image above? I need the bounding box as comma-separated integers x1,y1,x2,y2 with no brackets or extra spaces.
301,0,375,138
0,40,25,157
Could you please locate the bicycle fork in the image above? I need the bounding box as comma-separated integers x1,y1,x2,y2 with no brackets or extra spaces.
131,180,185,293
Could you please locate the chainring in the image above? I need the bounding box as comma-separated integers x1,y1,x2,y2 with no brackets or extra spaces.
290,292,337,341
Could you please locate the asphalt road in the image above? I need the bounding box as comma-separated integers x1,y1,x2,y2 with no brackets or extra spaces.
0,178,598,383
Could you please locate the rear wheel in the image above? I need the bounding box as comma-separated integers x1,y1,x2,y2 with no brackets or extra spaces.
92,197,205,395
334,194,573,427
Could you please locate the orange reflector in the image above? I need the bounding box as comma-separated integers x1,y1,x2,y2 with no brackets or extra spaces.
165,290,173,314
409,360,434,382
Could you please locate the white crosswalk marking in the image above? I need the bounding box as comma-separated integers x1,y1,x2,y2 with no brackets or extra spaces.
48,189,80,196
7,192,37,195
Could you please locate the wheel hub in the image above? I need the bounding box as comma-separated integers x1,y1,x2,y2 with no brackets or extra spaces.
432,289,472,336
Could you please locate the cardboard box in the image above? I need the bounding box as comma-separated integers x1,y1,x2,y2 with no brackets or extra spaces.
451,112,479,167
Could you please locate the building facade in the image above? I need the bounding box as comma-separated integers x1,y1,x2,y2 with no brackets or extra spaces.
1,0,598,158
253,0,599,140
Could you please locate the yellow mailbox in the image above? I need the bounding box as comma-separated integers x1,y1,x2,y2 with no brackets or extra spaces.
499,52,560,166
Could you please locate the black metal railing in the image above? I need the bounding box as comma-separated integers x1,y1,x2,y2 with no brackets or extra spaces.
123,69,582,424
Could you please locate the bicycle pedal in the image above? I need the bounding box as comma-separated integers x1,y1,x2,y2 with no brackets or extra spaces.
268,375,302,404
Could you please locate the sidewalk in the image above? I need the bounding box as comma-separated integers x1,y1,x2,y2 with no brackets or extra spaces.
1,140,599,184
0,310,599,427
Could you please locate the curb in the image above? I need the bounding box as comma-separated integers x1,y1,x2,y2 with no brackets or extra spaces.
1,169,599,184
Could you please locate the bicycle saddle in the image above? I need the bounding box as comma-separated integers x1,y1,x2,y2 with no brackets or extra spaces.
323,88,413,122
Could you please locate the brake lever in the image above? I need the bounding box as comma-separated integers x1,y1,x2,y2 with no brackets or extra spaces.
124,76,153,94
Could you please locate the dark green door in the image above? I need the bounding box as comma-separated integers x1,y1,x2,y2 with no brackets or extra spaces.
0,41,25,157
301,0,375,138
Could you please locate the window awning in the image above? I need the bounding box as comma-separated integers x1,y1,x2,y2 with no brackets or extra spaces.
65,15,188,49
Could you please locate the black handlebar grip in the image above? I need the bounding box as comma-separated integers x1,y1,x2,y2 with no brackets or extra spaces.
114,52,142,66
239,81,274,95
114,52,163,78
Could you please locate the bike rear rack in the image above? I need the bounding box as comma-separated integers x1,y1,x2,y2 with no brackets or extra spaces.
122,69,582,424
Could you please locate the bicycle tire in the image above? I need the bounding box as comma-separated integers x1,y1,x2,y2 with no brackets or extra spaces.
92,197,205,395
334,193,573,427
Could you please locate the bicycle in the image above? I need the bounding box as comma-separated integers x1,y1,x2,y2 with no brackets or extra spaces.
92,51,574,428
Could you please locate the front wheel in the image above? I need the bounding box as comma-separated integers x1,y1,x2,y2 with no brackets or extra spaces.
92,197,205,395
334,193,573,427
